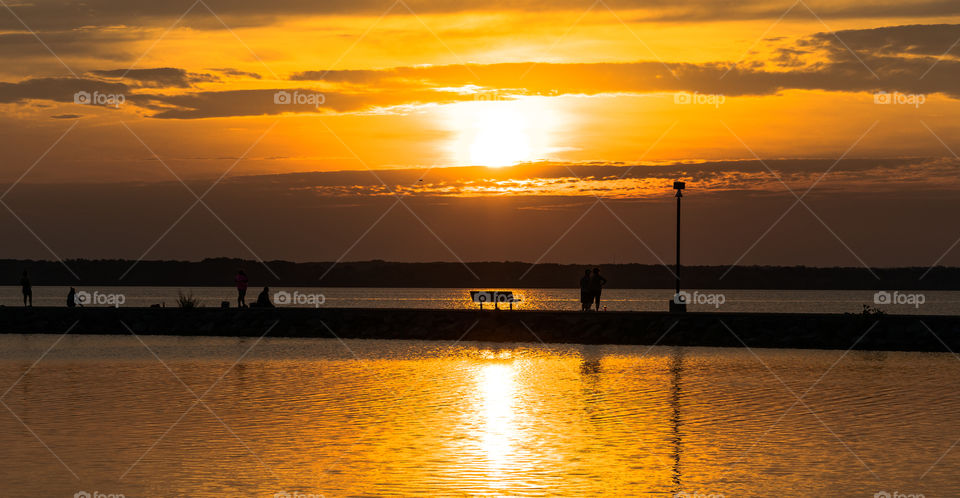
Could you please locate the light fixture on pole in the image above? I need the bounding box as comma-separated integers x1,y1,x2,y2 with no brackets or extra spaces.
669,181,687,313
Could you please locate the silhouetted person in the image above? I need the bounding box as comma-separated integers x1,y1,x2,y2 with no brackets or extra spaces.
589,267,607,311
251,286,274,308
579,269,592,311
235,269,249,308
19,271,32,307
66,287,79,308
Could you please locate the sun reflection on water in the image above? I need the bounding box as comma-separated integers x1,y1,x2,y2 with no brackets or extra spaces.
478,362,518,470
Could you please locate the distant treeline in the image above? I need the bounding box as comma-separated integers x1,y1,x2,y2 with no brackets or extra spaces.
1,258,958,290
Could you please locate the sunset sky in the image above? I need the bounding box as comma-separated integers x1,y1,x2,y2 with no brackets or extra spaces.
3,0,960,270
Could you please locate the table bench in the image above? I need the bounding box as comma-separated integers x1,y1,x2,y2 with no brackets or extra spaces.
470,291,521,310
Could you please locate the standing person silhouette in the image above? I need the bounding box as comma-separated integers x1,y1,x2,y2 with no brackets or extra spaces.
235,269,249,308
19,270,32,307
66,287,79,307
579,269,592,311
589,267,607,311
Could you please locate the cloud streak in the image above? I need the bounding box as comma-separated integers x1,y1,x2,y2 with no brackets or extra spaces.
2,0,959,32
223,158,960,198
89,68,219,88
1,24,959,118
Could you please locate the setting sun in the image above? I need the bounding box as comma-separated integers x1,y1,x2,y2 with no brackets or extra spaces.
447,98,559,167
469,107,531,167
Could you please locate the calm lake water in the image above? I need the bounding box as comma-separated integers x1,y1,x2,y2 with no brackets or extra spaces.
2,286,959,314
0,335,957,496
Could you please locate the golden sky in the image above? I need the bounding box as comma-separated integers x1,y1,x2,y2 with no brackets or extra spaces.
2,2,959,180
3,0,960,266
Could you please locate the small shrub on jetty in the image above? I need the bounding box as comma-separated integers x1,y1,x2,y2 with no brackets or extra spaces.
176,291,202,308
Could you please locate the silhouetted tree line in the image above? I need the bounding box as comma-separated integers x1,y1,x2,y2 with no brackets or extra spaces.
2,258,958,290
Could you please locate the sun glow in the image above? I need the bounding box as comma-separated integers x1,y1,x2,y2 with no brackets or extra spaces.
447,97,561,167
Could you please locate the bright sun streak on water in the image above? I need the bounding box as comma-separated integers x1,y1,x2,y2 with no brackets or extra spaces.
479,362,517,468
447,97,559,168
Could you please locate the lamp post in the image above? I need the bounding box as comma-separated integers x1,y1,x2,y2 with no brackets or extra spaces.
669,181,686,313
